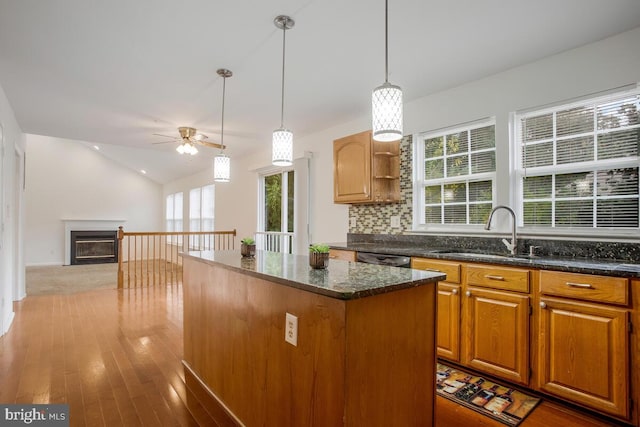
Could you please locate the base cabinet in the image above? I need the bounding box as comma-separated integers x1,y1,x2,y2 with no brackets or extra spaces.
537,297,629,418
411,258,462,361
437,283,461,361
411,257,635,424
329,249,357,262
463,287,530,385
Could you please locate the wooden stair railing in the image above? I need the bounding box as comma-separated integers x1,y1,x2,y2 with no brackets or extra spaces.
117,226,236,289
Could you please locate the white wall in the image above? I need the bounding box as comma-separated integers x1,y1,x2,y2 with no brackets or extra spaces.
0,81,26,335
168,26,640,244
25,134,163,266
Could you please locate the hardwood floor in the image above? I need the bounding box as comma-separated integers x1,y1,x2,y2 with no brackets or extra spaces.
0,286,626,426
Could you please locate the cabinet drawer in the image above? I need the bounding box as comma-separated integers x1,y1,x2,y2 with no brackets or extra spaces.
329,249,357,262
466,264,529,293
411,258,461,284
539,270,628,305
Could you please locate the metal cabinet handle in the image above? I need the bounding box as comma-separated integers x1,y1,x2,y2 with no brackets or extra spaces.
423,268,443,273
452,289,458,295
540,301,547,309
566,282,594,289
485,275,505,281
465,290,471,297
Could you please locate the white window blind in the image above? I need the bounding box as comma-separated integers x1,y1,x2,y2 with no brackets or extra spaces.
166,192,183,243
189,188,201,232
414,119,496,228
516,89,639,231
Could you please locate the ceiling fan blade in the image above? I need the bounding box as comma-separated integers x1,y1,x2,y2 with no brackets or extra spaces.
196,140,226,150
152,133,179,140
151,140,178,145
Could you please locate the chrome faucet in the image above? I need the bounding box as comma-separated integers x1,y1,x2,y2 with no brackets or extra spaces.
485,205,517,256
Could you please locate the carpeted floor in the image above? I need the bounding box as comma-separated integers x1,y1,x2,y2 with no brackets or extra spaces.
26,263,119,295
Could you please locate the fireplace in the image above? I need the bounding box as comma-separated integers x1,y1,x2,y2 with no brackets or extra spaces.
70,230,118,265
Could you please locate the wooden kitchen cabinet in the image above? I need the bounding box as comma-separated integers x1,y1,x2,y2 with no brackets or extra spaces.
463,264,531,385
412,258,462,361
537,270,630,419
333,130,400,204
329,248,356,262
463,286,530,385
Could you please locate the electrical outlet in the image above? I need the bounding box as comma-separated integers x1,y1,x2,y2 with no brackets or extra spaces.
349,217,356,228
390,215,401,228
285,312,298,346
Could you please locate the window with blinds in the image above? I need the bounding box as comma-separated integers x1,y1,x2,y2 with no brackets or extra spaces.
516,89,639,231
414,119,496,228
188,184,215,249
166,192,183,244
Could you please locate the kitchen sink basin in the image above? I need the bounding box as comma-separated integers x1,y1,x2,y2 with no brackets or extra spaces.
429,250,534,260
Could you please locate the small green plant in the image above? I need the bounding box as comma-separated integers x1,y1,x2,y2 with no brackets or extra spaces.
309,243,330,253
241,237,255,245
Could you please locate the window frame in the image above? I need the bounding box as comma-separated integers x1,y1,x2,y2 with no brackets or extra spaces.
413,117,497,232
258,168,294,234
512,86,640,238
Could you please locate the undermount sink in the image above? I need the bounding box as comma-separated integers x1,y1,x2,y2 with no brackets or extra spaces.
428,250,533,260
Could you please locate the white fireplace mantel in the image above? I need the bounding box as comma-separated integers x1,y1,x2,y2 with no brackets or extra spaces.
63,219,126,265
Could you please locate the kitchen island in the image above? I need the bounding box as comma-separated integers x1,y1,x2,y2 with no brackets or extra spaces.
181,250,444,427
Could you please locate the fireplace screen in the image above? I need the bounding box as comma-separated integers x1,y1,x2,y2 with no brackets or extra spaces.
70,230,118,265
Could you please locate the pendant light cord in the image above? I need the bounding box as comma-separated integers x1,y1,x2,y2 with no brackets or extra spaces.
280,25,287,129
220,75,226,153
384,0,389,83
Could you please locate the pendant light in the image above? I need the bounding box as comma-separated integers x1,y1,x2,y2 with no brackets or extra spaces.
272,15,295,166
371,0,403,142
214,68,232,182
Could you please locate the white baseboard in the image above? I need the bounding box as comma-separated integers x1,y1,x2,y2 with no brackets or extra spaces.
2,310,15,336
25,262,64,267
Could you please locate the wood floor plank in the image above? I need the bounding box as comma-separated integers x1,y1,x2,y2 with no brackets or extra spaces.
0,282,629,427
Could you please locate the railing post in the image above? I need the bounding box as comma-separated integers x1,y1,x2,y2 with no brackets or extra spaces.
117,226,124,289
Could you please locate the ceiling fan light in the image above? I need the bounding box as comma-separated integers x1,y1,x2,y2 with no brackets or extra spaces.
176,143,186,154
188,144,198,155
213,154,231,182
272,128,293,166
372,82,403,141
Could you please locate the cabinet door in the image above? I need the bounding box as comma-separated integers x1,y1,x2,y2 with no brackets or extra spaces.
333,131,371,203
463,287,530,384
538,297,629,418
437,283,461,361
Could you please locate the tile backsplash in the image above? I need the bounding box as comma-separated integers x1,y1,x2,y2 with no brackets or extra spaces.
348,135,413,234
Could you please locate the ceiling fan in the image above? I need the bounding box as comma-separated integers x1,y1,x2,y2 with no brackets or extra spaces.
152,126,225,155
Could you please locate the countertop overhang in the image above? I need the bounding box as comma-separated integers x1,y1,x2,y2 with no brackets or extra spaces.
330,242,640,278
181,249,444,300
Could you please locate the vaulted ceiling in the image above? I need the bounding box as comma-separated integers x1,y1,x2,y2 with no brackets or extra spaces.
2,0,640,183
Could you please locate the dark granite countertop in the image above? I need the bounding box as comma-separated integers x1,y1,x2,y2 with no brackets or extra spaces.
329,242,640,278
181,249,445,300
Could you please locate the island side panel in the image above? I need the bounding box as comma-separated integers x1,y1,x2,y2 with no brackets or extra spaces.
345,283,437,427
182,257,347,426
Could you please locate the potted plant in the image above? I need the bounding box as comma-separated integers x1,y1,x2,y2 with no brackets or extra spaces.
240,237,256,258
309,243,330,269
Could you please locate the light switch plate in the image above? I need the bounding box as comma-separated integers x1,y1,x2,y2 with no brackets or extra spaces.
285,312,298,346
349,217,356,228
390,215,401,228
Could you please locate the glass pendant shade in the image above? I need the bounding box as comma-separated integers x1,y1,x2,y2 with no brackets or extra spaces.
272,128,293,166
213,154,231,182
177,142,198,155
372,82,403,141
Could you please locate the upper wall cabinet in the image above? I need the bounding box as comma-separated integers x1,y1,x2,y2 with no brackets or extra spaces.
333,130,400,204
